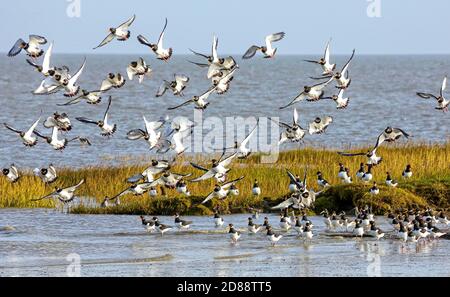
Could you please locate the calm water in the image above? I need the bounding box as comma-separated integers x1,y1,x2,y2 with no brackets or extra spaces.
0,55,449,168
0,209,449,277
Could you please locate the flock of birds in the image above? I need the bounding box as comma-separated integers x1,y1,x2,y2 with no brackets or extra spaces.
136,206,449,246
2,15,449,245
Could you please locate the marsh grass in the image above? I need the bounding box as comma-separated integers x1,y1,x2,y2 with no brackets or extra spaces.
1,142,449,214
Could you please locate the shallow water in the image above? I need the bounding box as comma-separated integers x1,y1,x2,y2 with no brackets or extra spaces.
0,209,449,277
0,55,449,168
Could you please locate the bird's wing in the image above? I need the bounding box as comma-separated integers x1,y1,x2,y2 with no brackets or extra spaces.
266,32,285,46
337,151,366,157
93,33,115,49
137,34,152,47
8,38,26,56
189,48,210,60
29,35,47,45
126,174,144,184
156,81,170,97
76,117,98,125
392,128,410,138
65,179,85,194
103,96,112,121
324,39,331,63
440,76,447,98
341,49,355,75
68,58,86,86
190,170,216,182
374,132,387,149
241,119,259,147
286,169,302,188
3,123,21,134
271,198,294,210
100,79,113,92
219,152,237,168
57,97,83,106
201,191,216,204
279,92,306,109
222,176,245,190
212,35,219,62
293,108,299,125
118,14,136,30
25,118,41,137
167,99,194,110
126,129,146,140
31,191,57,202
311,76,334,91
416,92,437,100
157,18,168,49
242,45,261,59
190,162,209,172
42,42,53,73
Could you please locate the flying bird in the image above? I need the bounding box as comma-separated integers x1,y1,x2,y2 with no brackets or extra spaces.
3,118,40,147
100,73,126,92
8,35,47,58
416,76,450,112
242,32,285,59
168,86,217,110
137,18,173,61
75,96,117,137
93,15,136,49
201,176,245,204
304,39,336,75
308,116,333,135
280,77,334,109
33,164,58,184
127,57,152,83
156,74,189,97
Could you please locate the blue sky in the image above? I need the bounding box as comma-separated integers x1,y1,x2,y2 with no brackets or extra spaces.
1,0,450,55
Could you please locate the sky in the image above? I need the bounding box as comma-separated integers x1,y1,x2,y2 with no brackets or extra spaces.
1,0,450,55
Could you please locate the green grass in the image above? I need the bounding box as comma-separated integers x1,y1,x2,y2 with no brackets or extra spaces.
1,142,449,215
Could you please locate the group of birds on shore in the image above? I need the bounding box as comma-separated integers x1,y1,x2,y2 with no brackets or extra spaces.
1,14,448,217
137,206,448,246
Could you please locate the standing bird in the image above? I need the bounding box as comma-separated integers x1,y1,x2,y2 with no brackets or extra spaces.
385,172,398,187
242,32,286,59
214,212,224,227
137,18,173,61
174,214,192,230
156,74,189,97
402,165,413,179
308,116,333,135
127,57,152,83
248,218,262,234
155,220,173,236
2,164,20,183
369,182,380,195
280,77,334,109
252,180,261,196
353,220,364,238
8,35,47,58
356,163,365,180
228,224,241,244
93,15,136,49
362,164,374,183
140,216,156,232
416,76,450,112
304,39,336,75
3,118,40,147
266,227,283,246
76,96,117,137
316,172,330,187
33,164,57,184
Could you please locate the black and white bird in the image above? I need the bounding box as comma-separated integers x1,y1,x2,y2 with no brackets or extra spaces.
375,127,411,148
201,176,244,204
266,227,283,246
369,182,380,195
3,118,40,147
402,164,413,179
280,77,334,109
8,35,47,58
338,146,382,166
214,212,224,227
271,108,307,144
416,76,450,112
2,164,20,183
26,42,54,76
174,214,192,230
137,18,172,61
156,74,189,97
228,224,241,243
356,163,365,180
149,171,192,190
368,221,385,240
176,180,190,196
252,180,261,196
308,116,333,135
127,57,152,83
127,159,171,184
330,49,355,89
279,214,291,231
242,32,285,59
316,171,330,187
248,218,262,234
76,96,117,137
100,73,126,92
33,164,57,184
385,172,398,187
168,86,217,110
362,164,374,183
62,58,86,97
140,216,156,232
321,89,350,109
304,39,336,75
126,116,166,150
302,223,314,241
219,119,259,159
43,112,72,132
34,127,80,151
32,179,85,205
58,89,103,106
155,220,173,236
353,220,364,238
111,182,154,199
212,68,238,95
190,153,237,183
93,15,136,49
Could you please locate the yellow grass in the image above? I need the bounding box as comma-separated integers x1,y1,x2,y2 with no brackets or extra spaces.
1,142,449,214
